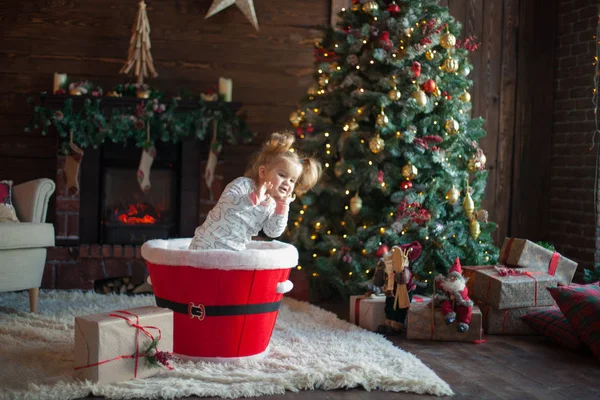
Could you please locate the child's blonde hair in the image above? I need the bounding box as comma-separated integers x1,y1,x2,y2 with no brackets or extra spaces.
245,131,322,195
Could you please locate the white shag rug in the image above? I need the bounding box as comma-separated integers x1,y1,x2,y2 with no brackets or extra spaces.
0,290,453,399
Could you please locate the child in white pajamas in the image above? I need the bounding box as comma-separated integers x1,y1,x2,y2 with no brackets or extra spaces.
189,132,322,251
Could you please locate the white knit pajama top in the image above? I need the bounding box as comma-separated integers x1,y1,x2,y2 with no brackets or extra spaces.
188,177,289,251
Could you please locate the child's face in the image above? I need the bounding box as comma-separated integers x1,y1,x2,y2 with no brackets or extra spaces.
259,159,302,199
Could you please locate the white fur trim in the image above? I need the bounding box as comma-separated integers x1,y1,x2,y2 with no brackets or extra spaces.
175,345,270,363
141,238,298,270
276,280,294,294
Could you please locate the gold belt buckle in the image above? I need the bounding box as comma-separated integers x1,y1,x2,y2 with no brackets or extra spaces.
188,302,206,320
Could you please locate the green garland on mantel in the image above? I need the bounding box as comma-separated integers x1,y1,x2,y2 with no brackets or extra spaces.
25,83,255,155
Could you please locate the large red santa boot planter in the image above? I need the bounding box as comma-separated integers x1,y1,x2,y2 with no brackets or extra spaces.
434,257,474,333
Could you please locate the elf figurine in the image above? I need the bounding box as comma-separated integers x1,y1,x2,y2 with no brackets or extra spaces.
373,241,422,332
434,257,474,333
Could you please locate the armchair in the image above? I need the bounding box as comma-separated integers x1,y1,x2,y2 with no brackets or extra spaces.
0,178,55,312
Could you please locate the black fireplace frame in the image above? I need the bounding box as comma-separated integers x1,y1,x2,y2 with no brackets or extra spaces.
79,139,202,244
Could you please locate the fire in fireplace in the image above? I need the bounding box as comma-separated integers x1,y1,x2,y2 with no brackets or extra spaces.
102,167,176,244
113,202,161,225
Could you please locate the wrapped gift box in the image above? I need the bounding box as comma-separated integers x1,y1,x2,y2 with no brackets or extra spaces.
406,302,483,342
349,294,386,331
74,306,173,385
349,294,431,331
480,303,555,335
464,266,557,309
499,238,577,286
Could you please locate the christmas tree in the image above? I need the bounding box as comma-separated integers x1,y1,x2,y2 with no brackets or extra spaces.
287,0,499,296
120,0,158,84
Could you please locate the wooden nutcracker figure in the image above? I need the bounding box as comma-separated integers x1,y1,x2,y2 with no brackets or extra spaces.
373,241,422,332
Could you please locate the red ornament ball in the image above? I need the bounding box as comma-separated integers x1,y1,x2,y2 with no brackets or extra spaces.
387,2,401,15
400,180,413,190
422,79,437,94
375,244,389,257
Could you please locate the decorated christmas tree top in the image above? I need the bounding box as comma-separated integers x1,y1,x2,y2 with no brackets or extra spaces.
286,0,499,296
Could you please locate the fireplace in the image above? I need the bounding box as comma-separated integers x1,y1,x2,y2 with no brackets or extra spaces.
73,139,204,246
102,167,176,244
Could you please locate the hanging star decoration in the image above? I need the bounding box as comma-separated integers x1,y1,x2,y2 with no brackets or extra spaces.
205,0,259,31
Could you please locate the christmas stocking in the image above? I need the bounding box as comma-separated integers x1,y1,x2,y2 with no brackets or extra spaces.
204,122,222,201
64,141,84,196
137,146,156,193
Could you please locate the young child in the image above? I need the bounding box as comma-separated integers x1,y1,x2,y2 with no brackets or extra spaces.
189,131,322,251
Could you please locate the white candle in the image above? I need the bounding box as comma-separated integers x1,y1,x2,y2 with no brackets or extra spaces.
53,73,68,93
218,77,233,102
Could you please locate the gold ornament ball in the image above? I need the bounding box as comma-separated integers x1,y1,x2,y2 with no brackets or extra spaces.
467,153,487,172
425,50,435,60
412,89,427,107
463,191,474,218
485,256,490,262
459,91,471,102
307,85,318,95
433,87,441,97
445,119,460,135
362,0,379,14
446,186,460,205
442,57,459,73
388,88,402,101
470,218,481,239
401,163,418,180
289,110,303,127
350,194,363,215
318,74,329,87
376,111,389,127
369,135,385,154
440,32,456,49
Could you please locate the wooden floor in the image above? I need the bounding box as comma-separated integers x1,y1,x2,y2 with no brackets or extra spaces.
86,299,600,400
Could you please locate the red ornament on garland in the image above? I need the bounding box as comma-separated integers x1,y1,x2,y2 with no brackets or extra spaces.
400,180,413,190
411,61,422,78
306,124,314,134
422,79,437,94
387,1,401,15
375,244,389,257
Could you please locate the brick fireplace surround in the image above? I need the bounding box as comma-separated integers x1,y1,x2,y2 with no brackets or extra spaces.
41,156,225,291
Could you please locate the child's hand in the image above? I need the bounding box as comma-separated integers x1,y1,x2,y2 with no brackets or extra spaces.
274,191,296,205
256,181,273,203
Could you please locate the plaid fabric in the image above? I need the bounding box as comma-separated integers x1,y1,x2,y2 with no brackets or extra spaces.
521,308,582,350
548,285,600,360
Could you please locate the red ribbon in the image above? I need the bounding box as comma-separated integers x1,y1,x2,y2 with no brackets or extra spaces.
354,296,366,326
74,310,167,377
548,252,560,276
522,271,539,307
501,309,510,334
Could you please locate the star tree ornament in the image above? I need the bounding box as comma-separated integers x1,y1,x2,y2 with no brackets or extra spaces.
205,0,259,31
369,134,385,154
